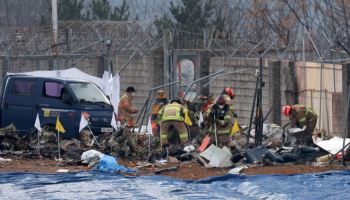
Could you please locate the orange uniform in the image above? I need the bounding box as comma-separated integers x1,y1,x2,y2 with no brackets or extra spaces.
118,93,138,127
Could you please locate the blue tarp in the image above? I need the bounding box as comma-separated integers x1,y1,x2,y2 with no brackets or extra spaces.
0,170,349,199
94,155,136,173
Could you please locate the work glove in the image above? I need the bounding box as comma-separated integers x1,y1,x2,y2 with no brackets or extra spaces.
218,120,225,126
301,125,307,131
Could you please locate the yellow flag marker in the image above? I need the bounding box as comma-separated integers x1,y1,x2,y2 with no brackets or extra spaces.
184,111,193,126
231,118,240,136
56,117,66,133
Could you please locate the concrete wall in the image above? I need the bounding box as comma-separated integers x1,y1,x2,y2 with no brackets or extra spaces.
208,57,270,126
208,57,344,136
208,58,295,127
113,55,152,110
0,55,104,90
295,61,342,136
342,63,350,137
113,54,159,111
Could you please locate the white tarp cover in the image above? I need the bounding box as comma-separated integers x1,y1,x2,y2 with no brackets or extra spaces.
110,74,120,114
8,68,104,90
315,136,350,155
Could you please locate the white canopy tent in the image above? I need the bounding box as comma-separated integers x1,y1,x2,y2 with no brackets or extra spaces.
8,68,104,90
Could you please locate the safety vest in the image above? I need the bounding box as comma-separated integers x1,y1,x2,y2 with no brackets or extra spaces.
298,107,317,126
159,103,185,122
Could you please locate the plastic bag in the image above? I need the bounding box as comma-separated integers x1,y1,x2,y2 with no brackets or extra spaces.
184,111,193,126
81,150,105,164
95,155,136,173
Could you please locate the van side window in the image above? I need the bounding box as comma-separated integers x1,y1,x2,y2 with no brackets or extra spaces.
44,82,64,98
10,79,35,96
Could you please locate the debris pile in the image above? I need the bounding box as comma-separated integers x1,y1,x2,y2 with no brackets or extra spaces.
0,121,349,176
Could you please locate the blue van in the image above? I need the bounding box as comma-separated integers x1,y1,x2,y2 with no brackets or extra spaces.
0,75,114,139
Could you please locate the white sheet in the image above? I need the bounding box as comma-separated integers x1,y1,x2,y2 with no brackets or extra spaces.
8,68,104,90
315,136,350,155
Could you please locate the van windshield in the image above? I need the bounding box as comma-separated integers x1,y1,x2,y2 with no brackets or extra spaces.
68,82,110,104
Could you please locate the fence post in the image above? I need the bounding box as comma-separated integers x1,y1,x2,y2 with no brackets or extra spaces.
97,55,105,77
203,29,208,49
342,63,350,137
269,60,281,125
49,59,54,70
2,58,8,78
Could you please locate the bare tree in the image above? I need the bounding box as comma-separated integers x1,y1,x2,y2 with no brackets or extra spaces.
282,0,350,56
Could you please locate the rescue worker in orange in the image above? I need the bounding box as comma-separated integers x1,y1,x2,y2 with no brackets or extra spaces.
206,95,233,147
283,104,318,145
150,89,168,137
118,86,139,127
158,98,189,148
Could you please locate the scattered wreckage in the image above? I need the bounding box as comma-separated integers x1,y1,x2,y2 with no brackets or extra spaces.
1,120,349,176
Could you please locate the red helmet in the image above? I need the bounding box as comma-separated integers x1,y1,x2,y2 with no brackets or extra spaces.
217,95,226,105
224,87,235,99
283,105,292,116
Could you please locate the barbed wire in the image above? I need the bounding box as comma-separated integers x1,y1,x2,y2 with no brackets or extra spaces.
0,21,347,62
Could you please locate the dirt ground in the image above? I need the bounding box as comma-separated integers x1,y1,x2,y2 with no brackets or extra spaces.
1,158,349,179
0,159,88,173
136,161,228,180
241,163,349,175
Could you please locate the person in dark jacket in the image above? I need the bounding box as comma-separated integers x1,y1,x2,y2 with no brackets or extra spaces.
206,95,233,147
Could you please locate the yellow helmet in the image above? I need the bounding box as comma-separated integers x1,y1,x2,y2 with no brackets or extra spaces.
157,89,167,99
